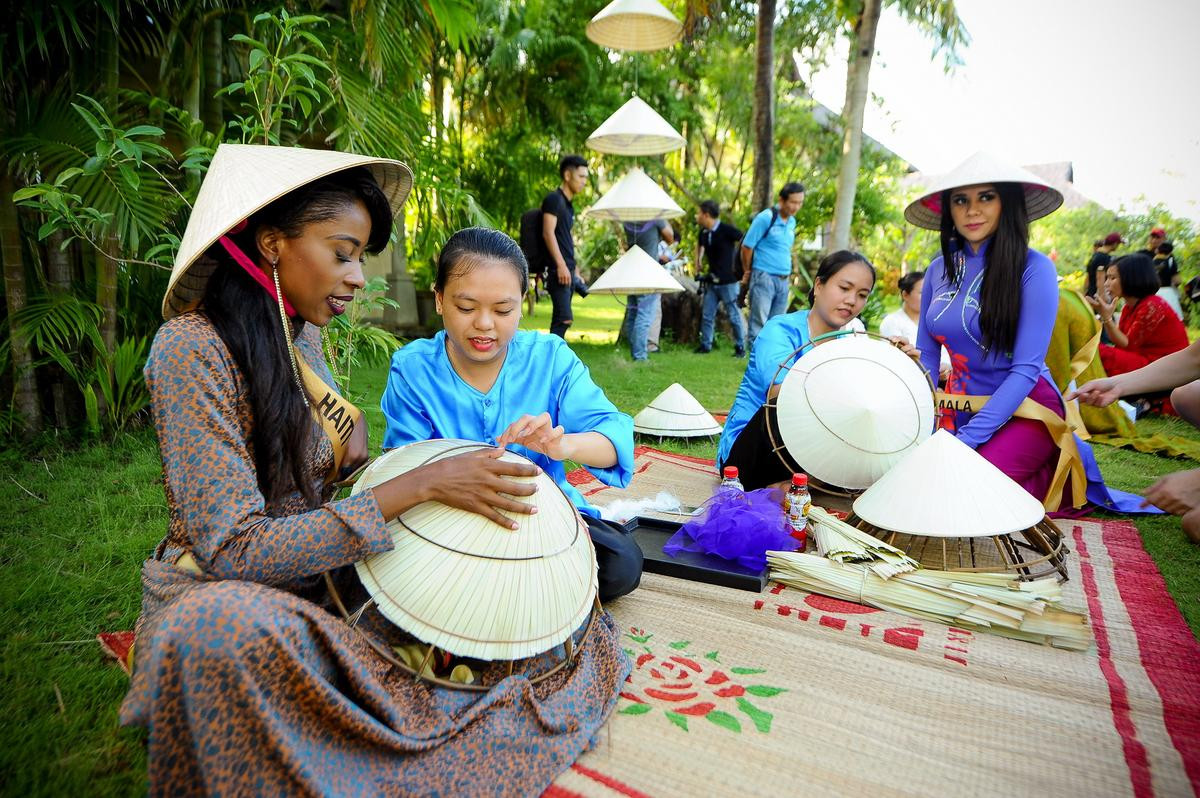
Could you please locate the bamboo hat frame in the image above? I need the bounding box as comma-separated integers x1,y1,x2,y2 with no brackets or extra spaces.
847,429,1070,581
585,0,683,52
163,143,412,320
587,96,686,156
332,439,602,690
588,245,685,295
633,383,723,437
765,331,937,493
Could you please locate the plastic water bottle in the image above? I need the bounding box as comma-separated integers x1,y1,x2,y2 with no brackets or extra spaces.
785,473,811,551
720,466,744,493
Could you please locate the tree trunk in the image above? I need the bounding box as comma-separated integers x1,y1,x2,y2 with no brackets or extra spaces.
1,173,42,437
202,14,224,130
98,15,121,357
46,231,74,427
750,0,776,213
830,0,882,252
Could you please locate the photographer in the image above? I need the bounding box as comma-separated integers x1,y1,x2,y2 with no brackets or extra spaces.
694,200,747,357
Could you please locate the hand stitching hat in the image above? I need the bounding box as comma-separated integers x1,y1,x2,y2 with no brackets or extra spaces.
163,143,413,319
903,151,1064,231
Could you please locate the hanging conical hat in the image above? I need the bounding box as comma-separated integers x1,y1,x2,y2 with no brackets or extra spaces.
774,334,935,490
633,383,722,437
853,429,1047,537
163,143,413,319
585,0,683,52
588,245,684,295
585,167,684,222
349,439,597,661
903,151,1064,230
587,96,685,156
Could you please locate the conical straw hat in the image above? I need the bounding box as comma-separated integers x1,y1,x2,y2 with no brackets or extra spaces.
633,383,722,437
586,0,683,52
349,439,597,661
585,167,684,222
588,245,685,295
903,150,1064,230
163,143,413,319
774,334,935,489
587,96,685,156
853,429,1047,537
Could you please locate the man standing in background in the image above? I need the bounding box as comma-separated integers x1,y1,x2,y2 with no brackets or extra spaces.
1085,231,1123,297
542,154,589,338
740,182,805,348
694,200,747,357
621,218,674,361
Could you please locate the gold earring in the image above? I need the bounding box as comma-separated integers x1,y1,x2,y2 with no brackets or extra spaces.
272,260,308,407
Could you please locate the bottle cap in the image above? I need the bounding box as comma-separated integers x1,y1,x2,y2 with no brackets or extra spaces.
792,473,808,487
723,466,739,479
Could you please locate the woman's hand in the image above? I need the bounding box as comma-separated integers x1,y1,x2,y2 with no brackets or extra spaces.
886,335,921,361
1066,377,1122,407
1142,468,1200,516
497,413,570,461
374,446,540,530
1086,291,1115,323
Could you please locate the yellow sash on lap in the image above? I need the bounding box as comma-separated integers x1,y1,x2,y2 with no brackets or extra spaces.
935,391,1087,512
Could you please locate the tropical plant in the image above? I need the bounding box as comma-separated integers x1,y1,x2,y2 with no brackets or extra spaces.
321,276,403,401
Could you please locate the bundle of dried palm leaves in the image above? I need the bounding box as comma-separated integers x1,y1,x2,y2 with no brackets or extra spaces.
768,527,1093,651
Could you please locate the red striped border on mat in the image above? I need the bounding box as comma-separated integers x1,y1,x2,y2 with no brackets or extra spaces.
1074,524,1155,798
1101,520,1200,794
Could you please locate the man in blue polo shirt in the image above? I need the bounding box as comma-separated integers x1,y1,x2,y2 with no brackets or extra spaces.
739,181,805,347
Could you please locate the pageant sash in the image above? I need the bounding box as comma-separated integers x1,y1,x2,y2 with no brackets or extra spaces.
295,351,363,484
935,391,1087,512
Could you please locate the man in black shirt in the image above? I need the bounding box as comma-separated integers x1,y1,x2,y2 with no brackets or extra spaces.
694,200,747,356
1085,231,1123,296
541,154,589,338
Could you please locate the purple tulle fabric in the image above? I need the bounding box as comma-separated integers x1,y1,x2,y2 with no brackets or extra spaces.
663,487,797,570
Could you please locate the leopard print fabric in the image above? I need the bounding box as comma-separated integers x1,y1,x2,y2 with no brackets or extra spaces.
120,312,629,796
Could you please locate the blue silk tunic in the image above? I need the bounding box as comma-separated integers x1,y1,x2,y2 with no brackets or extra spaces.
381,330,634,518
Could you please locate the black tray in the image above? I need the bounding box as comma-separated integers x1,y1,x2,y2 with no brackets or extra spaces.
622,515,768,593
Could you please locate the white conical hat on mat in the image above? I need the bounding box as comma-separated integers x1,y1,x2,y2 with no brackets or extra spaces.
586,0,683,52
634,383,722,437
774,334,935,490
587,96,685,156
163,143,413,319
588,245,684,295
853,429,1046,537
903,151,1064,230
350,439,597,661
586,167,684,221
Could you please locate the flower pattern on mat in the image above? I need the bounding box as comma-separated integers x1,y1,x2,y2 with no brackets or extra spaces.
617,628,785,733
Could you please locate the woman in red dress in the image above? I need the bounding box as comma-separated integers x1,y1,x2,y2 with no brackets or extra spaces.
1092,253,1188,377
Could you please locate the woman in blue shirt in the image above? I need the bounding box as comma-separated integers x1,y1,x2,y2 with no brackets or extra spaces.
381,227,643,601
717,250,876,490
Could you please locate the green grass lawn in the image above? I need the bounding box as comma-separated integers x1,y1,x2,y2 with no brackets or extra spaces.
2,292,1198,795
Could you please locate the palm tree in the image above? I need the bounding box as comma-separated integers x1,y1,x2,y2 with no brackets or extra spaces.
830,0,968,251
750,0,776,213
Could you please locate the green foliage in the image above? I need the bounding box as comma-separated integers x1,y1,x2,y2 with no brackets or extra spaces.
322,276,404,401
220,10,334,145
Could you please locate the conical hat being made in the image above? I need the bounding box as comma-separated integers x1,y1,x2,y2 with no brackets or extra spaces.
853,429,1047,538
586,0,682,52
774,334,935,490
588,245,684,295
349,439,597,661
903,150,1064,230
163,143,413,319
587,96,685,156
585,167,684,222
634,383,722,437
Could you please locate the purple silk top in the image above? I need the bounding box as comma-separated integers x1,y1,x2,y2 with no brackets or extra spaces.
916,241,1060,449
